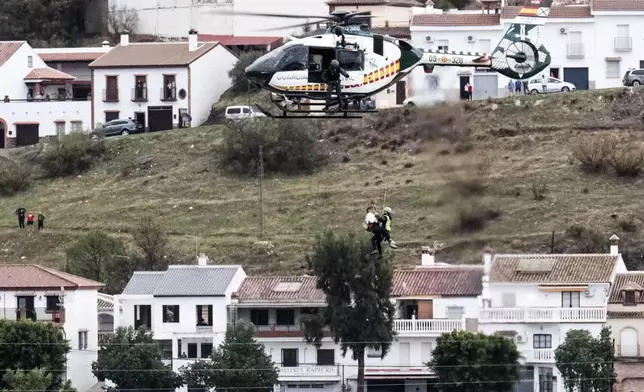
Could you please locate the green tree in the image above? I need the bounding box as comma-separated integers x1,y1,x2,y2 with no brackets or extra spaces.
92,326,182,392
228,51,263,94
2,369,77,392
65,232,131,294
0,321,70,390
429,330,520,392
131,216,174,271
302,231,396,392
555,327,615,392
180,322,279,392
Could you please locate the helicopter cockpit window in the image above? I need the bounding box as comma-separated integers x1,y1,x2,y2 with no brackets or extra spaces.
278,45,308,72
336,49,363,71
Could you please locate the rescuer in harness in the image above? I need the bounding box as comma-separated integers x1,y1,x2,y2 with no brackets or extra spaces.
380,207,398,249
322,59,349,111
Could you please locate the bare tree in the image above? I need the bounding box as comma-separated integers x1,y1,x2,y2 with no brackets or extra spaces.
108,5,139,35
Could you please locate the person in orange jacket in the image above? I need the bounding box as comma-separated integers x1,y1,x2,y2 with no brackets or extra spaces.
26,211,35,227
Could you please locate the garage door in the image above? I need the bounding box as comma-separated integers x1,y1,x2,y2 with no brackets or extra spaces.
16,124,40,146
563,67,589,90
472,73,498,100
148,106,173,132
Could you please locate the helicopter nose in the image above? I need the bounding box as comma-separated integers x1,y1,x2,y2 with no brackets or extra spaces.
245,63,272,87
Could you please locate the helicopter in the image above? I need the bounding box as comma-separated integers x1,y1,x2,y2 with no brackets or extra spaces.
219,0,553,118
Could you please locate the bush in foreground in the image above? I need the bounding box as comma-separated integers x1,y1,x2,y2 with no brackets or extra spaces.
39,133,106,178
571,134,615,173
0,160,32,196
610,145,644,177
218,118,328,176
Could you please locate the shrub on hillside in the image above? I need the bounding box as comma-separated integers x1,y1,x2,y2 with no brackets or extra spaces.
609,145,644,177
228,51,263,94
39,133,106,178
571,134,616,173
218,119,328,176
0,160,32,196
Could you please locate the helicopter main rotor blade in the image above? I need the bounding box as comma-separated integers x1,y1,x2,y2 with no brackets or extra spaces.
255,20,330,31
211,9,337,20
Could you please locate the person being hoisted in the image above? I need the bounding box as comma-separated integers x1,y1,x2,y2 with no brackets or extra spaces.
364,205,387,256
322,59,349,111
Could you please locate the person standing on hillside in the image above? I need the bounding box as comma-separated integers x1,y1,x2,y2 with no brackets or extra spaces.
37,212,45,231
15,207,26,229
26,211,35,227
515,79,522,95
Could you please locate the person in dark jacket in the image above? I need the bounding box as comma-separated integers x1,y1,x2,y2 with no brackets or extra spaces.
322,59,349,110
15,207,26,229
37,212,45,230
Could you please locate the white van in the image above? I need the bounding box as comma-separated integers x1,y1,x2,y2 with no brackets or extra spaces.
224,105,266,120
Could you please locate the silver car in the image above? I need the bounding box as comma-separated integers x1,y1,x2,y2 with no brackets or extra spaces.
100,119,143,136
623,69,644,86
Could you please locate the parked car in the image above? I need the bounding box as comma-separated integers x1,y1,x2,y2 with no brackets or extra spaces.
98,119,143,137
224,105,266,120
527,77,576,94
623,69,644,86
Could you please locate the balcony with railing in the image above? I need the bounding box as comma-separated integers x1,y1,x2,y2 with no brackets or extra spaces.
161,87,177,101
567,44,584,59
393,318,465,336
615,37,632,52
103,89,119,102
98,331,114,344
480,307,606,323
131,88,148,102
524,349,556,363
1,307,65,325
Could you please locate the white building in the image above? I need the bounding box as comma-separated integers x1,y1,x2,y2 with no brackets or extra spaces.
88,31,238,131
98,293,115,344
0,41,91,148
230,247,482,392
409,2,644,100
114,258,246,386
478,236,627,392
0,264,103,392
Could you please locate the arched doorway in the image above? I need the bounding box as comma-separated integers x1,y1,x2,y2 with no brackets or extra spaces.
0,118,6,149
620,327,639,357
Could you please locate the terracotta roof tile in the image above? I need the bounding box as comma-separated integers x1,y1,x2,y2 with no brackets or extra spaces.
234,276,325,303
38,52,107,62
392,267,483,296
609,272,644,303
0,41,25,68
0,265,104,289
502,5,592,18
608,311,644,318
97,293,114,310
88,42,219,68
593,0,644,10
24,68,75,81
413,13,501,26
489,254,618,283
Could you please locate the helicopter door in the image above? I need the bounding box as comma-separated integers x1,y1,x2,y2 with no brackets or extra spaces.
308,47,335,84
336,49,364,85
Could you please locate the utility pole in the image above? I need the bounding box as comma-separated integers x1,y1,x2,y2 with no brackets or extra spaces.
258,145,264,241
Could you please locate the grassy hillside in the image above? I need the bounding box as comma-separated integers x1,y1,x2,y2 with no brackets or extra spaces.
2,87,644,275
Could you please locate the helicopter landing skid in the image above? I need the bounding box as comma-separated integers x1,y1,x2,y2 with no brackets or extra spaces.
258,96,377,119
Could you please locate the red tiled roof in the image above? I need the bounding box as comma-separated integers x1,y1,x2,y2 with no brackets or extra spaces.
233,276,325,303
413,13,501,26
593,0,644,10
502,5,592,18
38,52,106,62
198,35,282,46
24,68,75,81
0,265,104,289
490,254,618,283
373,26,412,38
0,41,25,68
89,42,220,68
392,267,483,296
609,272,644,303
608,311,644,318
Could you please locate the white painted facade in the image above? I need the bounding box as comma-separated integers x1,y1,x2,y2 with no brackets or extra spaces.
90,35,236,129
0,42,89,147
108,0,328,38
409,8,644,101
0,288,100,392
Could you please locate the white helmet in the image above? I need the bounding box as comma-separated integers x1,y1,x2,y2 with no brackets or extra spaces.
384,207,392,213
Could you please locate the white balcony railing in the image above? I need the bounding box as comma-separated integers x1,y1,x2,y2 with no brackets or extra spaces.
480,307,606,323
525,349,556,363
393,318,465,335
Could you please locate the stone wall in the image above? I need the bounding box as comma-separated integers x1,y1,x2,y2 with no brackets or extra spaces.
614,361,644,392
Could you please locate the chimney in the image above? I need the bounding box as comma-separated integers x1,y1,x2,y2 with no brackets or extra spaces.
188,29,198,51
197,253,209,266
421,246,435,266
120,31,129,46
101,40,110,48
610,234,620,255
483,246,492,275
480,246,493,308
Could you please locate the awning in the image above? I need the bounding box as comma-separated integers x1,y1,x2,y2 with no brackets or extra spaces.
24,68,75,82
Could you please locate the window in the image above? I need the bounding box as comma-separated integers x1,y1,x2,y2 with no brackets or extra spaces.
533,334,552,349
157,340,172,359
607,61,621,78
250,309,269,326
105,111,119,122
162,305,180,323
46,296,61,311
278,45,308,72
366,347,382,358
27,56,33,68
276,309,295,325
316,349,334,365
134,304,152,330
538,367,554,392
447,306,465,319
163,75,177,101
55,122,65,139
187,343,198,358
437,40,449,51
562,291,580,308
620,327,638,357
281,348,298,367
78,330,88,350
105,76,118,101
201,343,213,358
624,291,637,306
71,121,82,133
337,49,363,71
133,75,147,101
196,305,213,326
